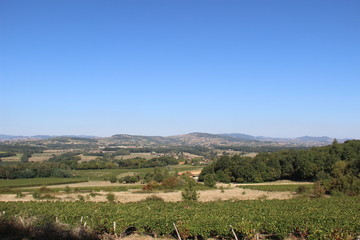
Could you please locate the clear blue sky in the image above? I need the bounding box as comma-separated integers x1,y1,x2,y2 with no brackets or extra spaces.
1,0,359,138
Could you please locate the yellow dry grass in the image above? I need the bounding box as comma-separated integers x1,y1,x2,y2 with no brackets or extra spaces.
115,153,156,160
78,154,98,163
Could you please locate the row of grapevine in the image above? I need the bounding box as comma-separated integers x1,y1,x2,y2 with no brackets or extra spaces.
0,197,359,239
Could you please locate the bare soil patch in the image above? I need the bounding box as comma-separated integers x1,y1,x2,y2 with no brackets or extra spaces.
0,187,293,202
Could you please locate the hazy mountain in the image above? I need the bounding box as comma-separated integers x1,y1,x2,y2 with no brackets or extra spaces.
219,133,257,140
107,134,181,146
295,136,333,142
0,134,97,141
168,132,259,146
0,134,26,141
222,133,348,146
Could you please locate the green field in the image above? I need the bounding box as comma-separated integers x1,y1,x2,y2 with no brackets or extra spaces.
73,165,203,180
238,184,314,192
0,197,358,239
0,178,88,188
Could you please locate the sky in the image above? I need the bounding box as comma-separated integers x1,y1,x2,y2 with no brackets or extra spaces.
1,0,360,138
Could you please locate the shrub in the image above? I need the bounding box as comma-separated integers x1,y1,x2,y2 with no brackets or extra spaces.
142,181,160,191
32,191,41,199
181,176,198,201
204,174,216,188
16,192,25,198
39,186,51,193
109,176,117,183
313,182,325,198
161,176,182,189
296,185,308,194
143,195,164,202
123,175,138,183
89,192,100,197
106,193,116,203
77,195,85,201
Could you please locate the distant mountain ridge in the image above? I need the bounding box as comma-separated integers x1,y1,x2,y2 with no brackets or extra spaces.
0,134,97,141
0,132,351,147
221,133,346,145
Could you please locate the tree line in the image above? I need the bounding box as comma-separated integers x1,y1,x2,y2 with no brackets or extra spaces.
0,162,72,179
200,140,360,195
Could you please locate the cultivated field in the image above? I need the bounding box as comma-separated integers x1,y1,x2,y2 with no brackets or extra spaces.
0,178,88,188
28,150,71,162
114,152,158,160
0,153,22,162
1,197,358,239
0,179,308,202
73,165,203,180
78,154,98,162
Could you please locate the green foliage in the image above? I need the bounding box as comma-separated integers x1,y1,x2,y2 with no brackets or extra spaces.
142,195,164,202
106,192,116,203
181,176,198,201
0,178,87,188
239,184,313,192
0,162,72,179
200,140,360,195
32,191,41,199
296,185,309,194
77,195,85,202
15,192,25,198
313,181,325,198
0,152,16,158
122,175,139,183
108,176,117,183
0,197,359,239
20,152,31,163
204,173,216,188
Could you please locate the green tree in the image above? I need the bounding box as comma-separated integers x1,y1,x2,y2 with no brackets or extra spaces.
204,174,216,188
181,176,198,201
109,176,117,183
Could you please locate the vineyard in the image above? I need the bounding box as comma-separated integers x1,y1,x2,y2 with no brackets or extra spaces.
0,178,88,188
0,197,359,240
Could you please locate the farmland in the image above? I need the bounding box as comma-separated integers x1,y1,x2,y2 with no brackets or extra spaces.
0,177,88,188
73,165,202,180
0,197,359,239
0,138,359,239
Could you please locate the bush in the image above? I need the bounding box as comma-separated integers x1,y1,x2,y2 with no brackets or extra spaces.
77,195,85,201
161,176,182,189
32,191,41,199
313,182,325,198
106,193,116,203
142,181,160,191
89,192,100,197
204,174,216,188
123,175,138,183
296,185,308,194
181,176,198,201
143,195,164,202
109,176,117,183
39,186,52,193
15,192,25,198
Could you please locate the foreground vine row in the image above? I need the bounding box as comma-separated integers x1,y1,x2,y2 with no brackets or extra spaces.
0,197,359,239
